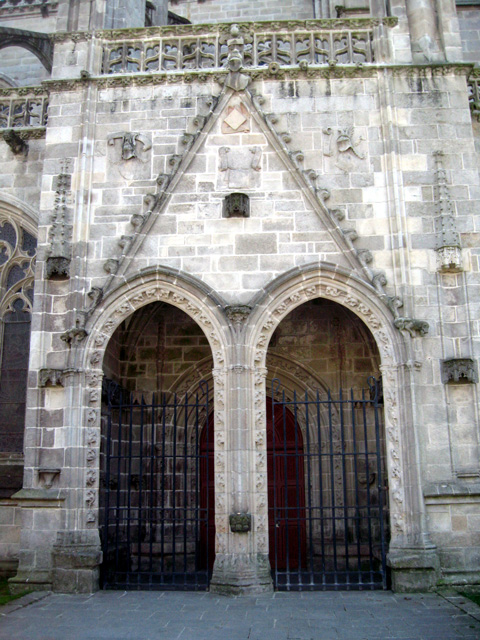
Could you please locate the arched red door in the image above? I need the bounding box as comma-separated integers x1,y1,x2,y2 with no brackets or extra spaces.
199,414,215,571
267,402,307,571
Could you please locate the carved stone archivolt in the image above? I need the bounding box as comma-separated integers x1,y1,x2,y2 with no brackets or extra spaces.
247,269,406,539
81,275,228,532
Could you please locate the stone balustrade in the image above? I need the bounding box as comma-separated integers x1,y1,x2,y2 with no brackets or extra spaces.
0,90,48,129
100,19,396,75
469,75,480,122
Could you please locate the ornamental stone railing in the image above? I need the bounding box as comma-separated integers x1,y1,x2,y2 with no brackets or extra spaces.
100,19,396,75
0,90,48,129
468,75,480,122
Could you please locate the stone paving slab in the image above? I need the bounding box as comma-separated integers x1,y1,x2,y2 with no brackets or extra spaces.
1,590,480,640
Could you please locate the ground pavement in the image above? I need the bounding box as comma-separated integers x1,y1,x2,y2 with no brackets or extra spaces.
1,588,480,640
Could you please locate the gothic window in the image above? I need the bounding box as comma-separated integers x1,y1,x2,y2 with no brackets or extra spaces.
0,218,36,453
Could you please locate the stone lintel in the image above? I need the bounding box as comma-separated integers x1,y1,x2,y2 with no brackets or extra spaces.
210,553,273,595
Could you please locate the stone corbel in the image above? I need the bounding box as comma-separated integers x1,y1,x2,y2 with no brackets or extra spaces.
45,255,70,279
229,513,252,533
38,468,61,489
441,358,478,384
394,317,429,337
2,129,28,155
60,313,88,345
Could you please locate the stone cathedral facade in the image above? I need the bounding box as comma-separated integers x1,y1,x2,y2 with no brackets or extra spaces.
0,0,480,594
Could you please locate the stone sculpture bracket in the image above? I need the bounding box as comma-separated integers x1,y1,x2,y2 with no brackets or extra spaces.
441,358,478,384
394,317,429,337
229,513,252,533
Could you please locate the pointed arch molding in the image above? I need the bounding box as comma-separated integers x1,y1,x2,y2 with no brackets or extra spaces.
78,268,229,531
246,262,409,541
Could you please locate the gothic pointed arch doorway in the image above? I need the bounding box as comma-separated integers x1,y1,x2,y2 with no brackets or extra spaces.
265,298,388,590
99,301,215,590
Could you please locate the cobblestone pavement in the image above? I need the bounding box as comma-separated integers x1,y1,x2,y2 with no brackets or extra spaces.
1,589,480,640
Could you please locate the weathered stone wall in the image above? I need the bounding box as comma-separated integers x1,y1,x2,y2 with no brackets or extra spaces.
456,6,480,63
168,0,315,23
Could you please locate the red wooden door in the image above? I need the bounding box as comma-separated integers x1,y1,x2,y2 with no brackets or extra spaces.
199,415,215,571
267,402,307,571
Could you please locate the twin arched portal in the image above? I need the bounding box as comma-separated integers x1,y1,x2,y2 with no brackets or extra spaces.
81,266,406,590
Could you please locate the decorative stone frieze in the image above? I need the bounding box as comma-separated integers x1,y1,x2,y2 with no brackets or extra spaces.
441,358,478,384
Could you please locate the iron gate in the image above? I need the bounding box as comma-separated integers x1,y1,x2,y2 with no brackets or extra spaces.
100,381,212,590
269,377,388,590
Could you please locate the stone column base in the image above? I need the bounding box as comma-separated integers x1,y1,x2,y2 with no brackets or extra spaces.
8,570,52,594
388,548,440,592
210,553,273,595
51,531,102,593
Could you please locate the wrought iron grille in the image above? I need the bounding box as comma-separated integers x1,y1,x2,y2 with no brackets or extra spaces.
269,377,388,591
100,382,212,590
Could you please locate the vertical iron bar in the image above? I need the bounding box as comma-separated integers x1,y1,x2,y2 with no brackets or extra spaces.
292,389,302,587
339,388,350,587
350,388,363,586
204,382,210,587
362,387,375,586
160,392,167,578
316,390,326,586
327,389,338,584
194,391,200,585
282,388,290,589
172,393,178,582
304,390,315,587
137,396,145,586
126,396,134,586
114,396,124,583
183,392,189,585
148,394,156,585
373,380,387,588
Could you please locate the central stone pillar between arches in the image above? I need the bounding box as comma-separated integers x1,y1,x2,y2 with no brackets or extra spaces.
209,336,273,594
